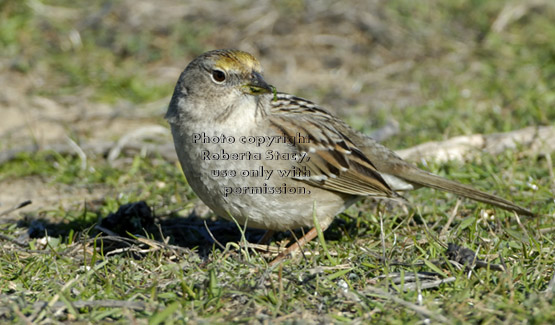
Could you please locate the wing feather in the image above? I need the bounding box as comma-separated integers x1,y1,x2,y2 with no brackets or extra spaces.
269,93,399,199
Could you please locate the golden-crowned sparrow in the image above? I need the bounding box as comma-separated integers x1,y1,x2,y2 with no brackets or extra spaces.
166,49,532,260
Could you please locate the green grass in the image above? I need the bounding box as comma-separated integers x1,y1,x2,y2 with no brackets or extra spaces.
1,0,555,323
1,151,553,323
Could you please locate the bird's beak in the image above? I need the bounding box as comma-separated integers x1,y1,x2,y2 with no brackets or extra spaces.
242,71,274,95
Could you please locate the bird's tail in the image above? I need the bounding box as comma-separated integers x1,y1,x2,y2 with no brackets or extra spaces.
398,168,534,216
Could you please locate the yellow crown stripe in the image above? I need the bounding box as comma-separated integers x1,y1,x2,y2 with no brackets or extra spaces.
214,50,261,73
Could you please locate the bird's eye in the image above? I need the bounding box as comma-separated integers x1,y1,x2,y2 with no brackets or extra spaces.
211,69,226,83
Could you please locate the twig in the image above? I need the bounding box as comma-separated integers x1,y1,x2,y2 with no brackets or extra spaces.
0,140,176,165
107,125,169,162
5,299,146,318
94,225,120,237
51,299,145,310
0,200,32,217
397,125,555,163
0,233,28,247
362,285,450,323
440,199,461,238
65,136,87,170
403,277,456,291
2,126,553,166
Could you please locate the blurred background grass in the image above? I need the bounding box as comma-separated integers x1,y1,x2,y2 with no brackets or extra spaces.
1,0,553,151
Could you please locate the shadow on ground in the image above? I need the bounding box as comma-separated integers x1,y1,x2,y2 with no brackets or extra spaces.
13,200,393,259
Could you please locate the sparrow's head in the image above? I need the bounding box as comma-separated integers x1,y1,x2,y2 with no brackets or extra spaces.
166,49,274,124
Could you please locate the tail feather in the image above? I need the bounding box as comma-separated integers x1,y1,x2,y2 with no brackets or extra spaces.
398,168,534,216
354,134,533,216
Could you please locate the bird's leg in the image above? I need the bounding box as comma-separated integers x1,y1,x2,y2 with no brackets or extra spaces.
269,227,318,266
257,230,275,245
